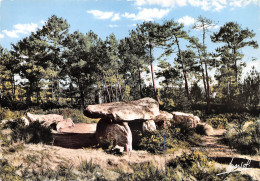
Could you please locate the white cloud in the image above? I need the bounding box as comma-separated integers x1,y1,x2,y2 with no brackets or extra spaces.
112,13,121,21
188,0,227,11
40,20,46,24
2,30,19,38
123,12,136,19
178,16,195,26
128,24,137,27
0,33,4,39
132,0,187,7
2,23,38,38
229,0,253,7
129,0,259,11
87,10,114,20
108,24,119,28
123,8,170,21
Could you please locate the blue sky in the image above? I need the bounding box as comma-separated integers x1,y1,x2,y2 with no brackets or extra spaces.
0,0,259,75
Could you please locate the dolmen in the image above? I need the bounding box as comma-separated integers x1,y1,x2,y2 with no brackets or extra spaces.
84,98,160,152
84,97,201,152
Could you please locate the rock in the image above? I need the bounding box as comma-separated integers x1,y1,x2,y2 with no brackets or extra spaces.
196,123,214,136
59,123,96,133
84,97,160,122
142,120,156,132
21,116,30,126
0,120,11,125
154,111,173,121
24,112,75,131
171,112,200,128
52,132,97,149
25,112,64,125
56,118,75,132
96,119,132,152
154,111,173,129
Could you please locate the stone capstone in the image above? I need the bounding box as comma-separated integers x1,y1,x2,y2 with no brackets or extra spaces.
84,97,160,122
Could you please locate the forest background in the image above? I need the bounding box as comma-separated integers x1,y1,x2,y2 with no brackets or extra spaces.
0,0,259,114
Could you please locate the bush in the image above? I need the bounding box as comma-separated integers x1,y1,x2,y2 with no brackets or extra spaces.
204,113,256,129
223,120,260,155
167,151,253,181
0,108,23,121
119,151,253,181
20,163,77,181
78,160,118,180
5,118,52,144
136,122,198,154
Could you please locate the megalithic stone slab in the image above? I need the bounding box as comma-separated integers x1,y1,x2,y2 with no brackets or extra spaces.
96,118,132,152
84,97,160,122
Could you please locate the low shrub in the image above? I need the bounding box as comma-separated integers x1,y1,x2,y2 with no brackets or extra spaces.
20,163,77,181
206,116,228,129
223,120,260,155
119,151,253,181
0,108,23,121
78,159,98,173
78,160,117,180
0,159,22,181
118,162,165,181
167,151,254,181
136,123,199,154
0,125,12,147
204,113,256,129
5,118,52,144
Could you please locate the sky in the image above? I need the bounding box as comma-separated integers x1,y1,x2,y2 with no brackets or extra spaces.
0,0,260,77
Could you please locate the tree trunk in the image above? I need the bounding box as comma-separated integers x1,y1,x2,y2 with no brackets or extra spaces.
138,67,143,99
36,80,40,105
233,47,238,86
197,49,207,96
12,74,16,100
116,68,123,101
182,63,190,99
110,85,115,102
205,63,211,110
103,76,111,103
27,81,33,106
149,45,160,103
202,24,211,111
175,37,190,99
78,76,85,107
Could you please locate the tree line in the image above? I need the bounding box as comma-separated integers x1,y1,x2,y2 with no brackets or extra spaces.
0,15,259,112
